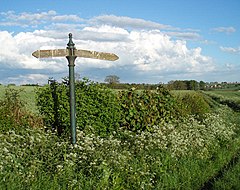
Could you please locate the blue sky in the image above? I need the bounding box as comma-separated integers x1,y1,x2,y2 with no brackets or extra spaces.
0,0,239,84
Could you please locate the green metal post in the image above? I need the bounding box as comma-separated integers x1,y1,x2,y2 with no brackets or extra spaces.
66,33,77,144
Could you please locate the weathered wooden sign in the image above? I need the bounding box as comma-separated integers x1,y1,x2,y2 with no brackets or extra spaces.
32,49,119,61
32,33,119,144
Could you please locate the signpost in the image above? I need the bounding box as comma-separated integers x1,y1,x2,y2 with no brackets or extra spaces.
32,33,119,144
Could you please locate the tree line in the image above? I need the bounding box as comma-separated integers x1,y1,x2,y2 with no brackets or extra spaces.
103,75,240,91
103,75,205,90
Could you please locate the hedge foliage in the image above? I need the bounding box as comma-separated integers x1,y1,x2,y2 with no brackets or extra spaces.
36,78,123,136
36,79,213,136
118,86,177,131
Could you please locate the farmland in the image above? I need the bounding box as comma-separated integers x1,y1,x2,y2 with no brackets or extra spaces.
0,85,38,113
0,82,240,189
203,90,240,112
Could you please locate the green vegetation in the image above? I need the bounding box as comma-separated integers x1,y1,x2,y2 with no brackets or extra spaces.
204,90,240,112
102,79,240,91
36,78,122,136
104,75,120,84
0,85,38,113
0,80,240,189
172,90,212,119
213,157,240,189
118,86,177,131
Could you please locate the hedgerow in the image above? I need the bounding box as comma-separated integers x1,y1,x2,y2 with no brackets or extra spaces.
36,78,123,136
118,86,177,131
0,84,240,189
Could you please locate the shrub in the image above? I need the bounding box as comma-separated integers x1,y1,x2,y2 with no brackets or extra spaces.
36,78,123,136
118,86,177,131
75,79,123,135
175,91,211,119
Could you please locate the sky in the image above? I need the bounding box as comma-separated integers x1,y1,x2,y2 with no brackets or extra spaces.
0,0,239,85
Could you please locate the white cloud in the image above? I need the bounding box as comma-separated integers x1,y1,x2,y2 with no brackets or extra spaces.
0,11,219,84
164,31,201,40
0,25,215,84
90,15,174,30
15,10,56,22
52,15,84,22
80,25,129,42
211,26,236,34
0,31,66,71
126,30,212,73
220,46,240,54
0,10,83,28
68,28,213,78
7,74,49,85
0,10,56,26
90,15,203,41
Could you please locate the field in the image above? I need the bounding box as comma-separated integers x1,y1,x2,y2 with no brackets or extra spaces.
204,90,240,100
203,90,240,112
0,83,240,189
0,85,38,113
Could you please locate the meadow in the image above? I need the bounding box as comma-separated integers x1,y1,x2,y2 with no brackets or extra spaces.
203,90,240,112
0,82,240,189
0,85,38,113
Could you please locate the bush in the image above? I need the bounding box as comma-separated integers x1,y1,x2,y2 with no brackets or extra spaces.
118,86,177,131
175,91,211,119
36,78,123,136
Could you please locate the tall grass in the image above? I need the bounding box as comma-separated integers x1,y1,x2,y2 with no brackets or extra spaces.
213,158,240,189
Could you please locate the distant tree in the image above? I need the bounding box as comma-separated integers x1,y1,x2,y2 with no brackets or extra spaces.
186,80,199,90
104,75,120,84
21,84,39,86
7,83,16,87
199,81,206,90
75,72,81,82
172,80,187,90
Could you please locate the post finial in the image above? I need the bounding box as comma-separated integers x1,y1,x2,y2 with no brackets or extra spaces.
67,33,75,49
